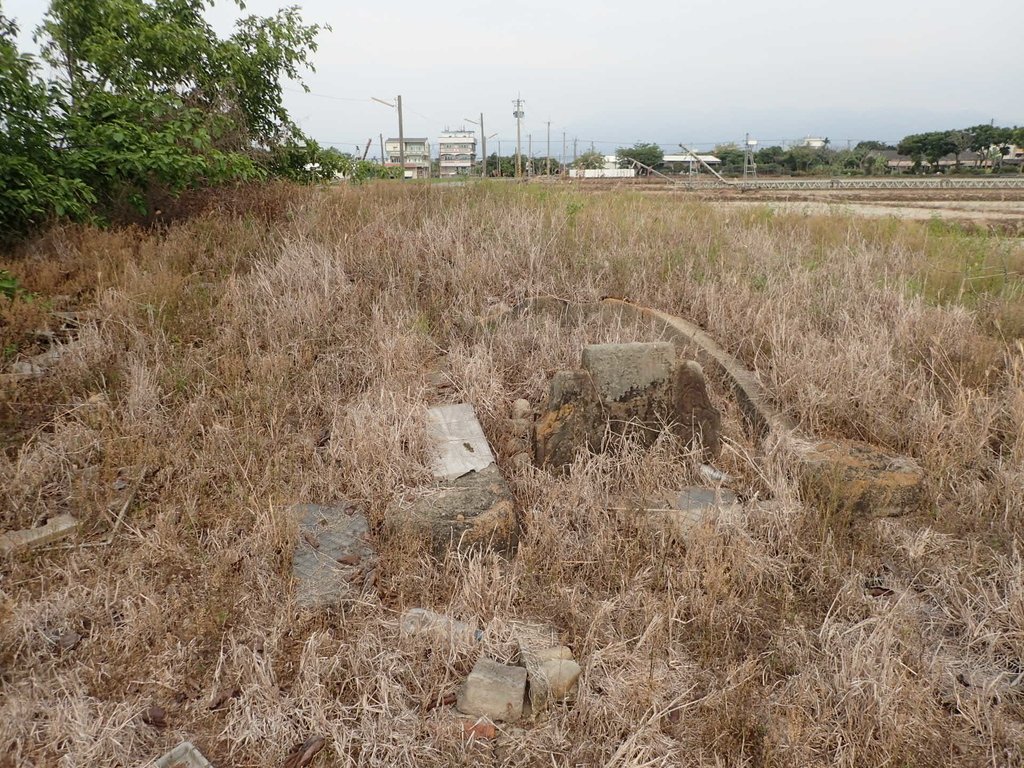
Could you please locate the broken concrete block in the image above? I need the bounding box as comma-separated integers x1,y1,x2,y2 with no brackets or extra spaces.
426,403,495,481
535,343,721,470
457,657,527,722
291,502,375,608
0,514,80,555
796,438,925,517
400,608,483,645
388,404,517,555
154,741,214,768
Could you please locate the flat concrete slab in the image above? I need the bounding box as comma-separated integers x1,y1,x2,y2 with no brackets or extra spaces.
610,487,741,540
426,403,495,481
292,502,375,608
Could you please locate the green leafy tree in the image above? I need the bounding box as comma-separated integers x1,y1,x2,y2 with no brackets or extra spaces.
2,0,331,236
616,142,663,172
574,150,605,170
0,12,93,239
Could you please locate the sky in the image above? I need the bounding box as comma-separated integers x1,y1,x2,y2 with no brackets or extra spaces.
6,0,1023,160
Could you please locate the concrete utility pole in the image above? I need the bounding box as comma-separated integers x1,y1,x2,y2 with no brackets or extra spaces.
546,121,551,175
573,137,578,165
479,113,485,178
397,95,405,178
528,133,532,176
513,95,525,178
379,133,384,164
562,131,566,173
372,95,405,179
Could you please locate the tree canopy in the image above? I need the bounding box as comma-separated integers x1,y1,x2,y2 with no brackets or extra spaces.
1,0,335,240
616,142,663,171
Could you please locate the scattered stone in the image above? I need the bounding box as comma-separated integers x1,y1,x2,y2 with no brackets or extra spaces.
457,657,527,723
463,720,497,740
208,685,240,710
611,487,741,540
154,741,214,768
534,343,721,470
282,736,326,768
55,630,82,653
291,502,376,608
400,608,483,645
387,404,516,555
795,437,926,517
518,643,582,713
0,514,81,555
510,399,532,421
142,705,167,728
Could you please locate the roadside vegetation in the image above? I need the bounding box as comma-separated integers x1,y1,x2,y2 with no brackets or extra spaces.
2,183,1022,766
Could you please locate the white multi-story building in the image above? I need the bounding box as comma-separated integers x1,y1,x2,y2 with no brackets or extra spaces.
438,130,476,177
385,137,431,179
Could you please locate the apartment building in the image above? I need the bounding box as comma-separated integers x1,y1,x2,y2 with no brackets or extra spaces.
385,137,431,179
438,130,477,177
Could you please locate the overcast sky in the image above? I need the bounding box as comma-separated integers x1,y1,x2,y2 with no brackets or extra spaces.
6,0,1023,159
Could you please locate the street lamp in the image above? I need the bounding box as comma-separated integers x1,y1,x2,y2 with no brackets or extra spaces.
372,95,404,179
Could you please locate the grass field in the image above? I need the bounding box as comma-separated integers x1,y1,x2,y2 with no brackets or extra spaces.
2,182,1023,766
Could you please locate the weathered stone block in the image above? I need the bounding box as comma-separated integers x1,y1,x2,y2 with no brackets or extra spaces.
388,404,517,555
291,502,375,608
534,343,722,470
457,657,527,722
154,741,213,768
389,464,517,554
797,438,925,517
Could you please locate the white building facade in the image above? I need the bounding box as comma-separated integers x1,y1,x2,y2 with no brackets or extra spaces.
385,137,431,179
437,130,477,177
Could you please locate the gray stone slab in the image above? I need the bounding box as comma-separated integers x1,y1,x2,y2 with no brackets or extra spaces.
426,403,496,481
292,503,375,608
610,487,740,540
581,342,675,402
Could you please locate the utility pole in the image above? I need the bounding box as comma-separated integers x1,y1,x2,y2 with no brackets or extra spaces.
528,133,532,176
546,121,551,175
379,133,385,164
396,94,405,179
562,131,566,174
513,95,525,178
479,113,486,178
573,137,578,165
372,95,405,179
497,140,501,177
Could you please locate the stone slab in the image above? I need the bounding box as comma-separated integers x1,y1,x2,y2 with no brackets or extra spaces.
0,514,80,555
292,503,375,608
518,643,580,714
154,741,214,768
457,657,527,722
610,487,741,540
426,403,495,481
400,608,483,645
581,342,675,403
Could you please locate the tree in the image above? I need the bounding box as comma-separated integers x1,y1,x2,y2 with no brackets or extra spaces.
1,0,330,236
713,143,745,169
616,142,663,172
0,12,93,239
574,151,605,170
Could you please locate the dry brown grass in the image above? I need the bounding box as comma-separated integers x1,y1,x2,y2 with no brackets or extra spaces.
1,181,1023,767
